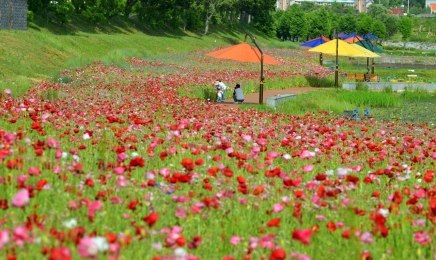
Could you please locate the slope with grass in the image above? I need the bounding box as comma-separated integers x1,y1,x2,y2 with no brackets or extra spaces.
0,16,284,95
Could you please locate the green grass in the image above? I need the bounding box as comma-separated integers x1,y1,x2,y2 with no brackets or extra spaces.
0,15,276,94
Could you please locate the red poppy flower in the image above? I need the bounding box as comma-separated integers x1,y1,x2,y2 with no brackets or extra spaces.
143,212,159,227
269,249,286,260
267,218,281,228
292,229,313,245
181,158,194,171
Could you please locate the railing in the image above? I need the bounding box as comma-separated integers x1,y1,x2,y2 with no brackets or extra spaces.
350,55,436,68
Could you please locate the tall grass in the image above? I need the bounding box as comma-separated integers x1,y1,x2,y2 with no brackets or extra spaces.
337,90,400,107
0,16,276,94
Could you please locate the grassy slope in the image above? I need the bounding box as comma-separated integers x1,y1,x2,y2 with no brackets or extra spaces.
0,15,277,94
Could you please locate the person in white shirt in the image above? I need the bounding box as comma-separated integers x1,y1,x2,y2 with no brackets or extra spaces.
233,83,244,104
217,80,227,101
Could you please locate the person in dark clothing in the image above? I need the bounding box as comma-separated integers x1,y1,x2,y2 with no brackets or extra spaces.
233,83,244,104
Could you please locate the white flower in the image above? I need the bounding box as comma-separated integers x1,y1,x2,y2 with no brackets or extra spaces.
282,154,291,160
82,133,90,140
62,152,68,159
62,218,77,229
326,169,334,175
174,247,188,259
72,155,80,162
131,152,139,157
91,237,109,252
378,208,389,218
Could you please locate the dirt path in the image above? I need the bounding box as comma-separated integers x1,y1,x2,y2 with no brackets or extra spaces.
213,87,320,109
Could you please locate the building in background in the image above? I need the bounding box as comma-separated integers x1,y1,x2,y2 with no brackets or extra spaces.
277,0,373,12
0,0,28,30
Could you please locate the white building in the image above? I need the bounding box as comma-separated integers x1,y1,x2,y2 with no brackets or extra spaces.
277,0,372,12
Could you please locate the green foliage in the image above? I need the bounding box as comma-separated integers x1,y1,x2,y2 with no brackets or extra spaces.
81,6,106,23
356,13,374,36
27,11,35,23
355,81,369,91
338,90,399,107
288,5,307,41
367,4,388,20
401,87,435,102
398,16,414,40
339,15,357,34
381,14,399,39
372,19,387,39
306,8,331,39
48,1,75,24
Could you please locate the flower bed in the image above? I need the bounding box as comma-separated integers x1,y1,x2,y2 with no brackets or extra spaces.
0,48,436,260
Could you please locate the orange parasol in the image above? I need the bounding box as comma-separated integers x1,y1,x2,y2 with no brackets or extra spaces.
343,36,364,43
205,43,281,65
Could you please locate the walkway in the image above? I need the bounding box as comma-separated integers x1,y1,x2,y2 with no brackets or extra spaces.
214,87,319,109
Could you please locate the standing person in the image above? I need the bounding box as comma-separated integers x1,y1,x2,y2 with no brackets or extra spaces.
215,81,223,102
233,83,244,104
217,80,227,101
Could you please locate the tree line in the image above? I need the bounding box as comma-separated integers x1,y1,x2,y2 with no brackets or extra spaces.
27,0,277,35
27,0,421,41
275,3,417,42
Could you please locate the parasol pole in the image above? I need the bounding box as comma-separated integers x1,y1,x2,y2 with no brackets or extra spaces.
335,30,339,88
320,35,323,65
245,32,264,104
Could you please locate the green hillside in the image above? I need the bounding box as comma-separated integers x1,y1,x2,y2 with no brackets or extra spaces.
0,16,278,95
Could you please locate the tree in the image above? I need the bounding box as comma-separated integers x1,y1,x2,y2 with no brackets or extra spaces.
306,8,331,39
48,0,75,24
398,16,414,41
367,4,387,20
250,0,277,37
288,4,306,41
339,14,357,34
380,14,399,39
204,0,221,34
124,0,139,19
274,10,290,40
300,2,319,12
329,2,357,16
356,13,373,35
372,19,387,39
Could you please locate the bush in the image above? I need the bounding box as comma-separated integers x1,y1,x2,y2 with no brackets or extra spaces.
27,10,34,23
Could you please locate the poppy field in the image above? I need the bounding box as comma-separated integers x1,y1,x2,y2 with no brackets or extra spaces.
1,47,436,260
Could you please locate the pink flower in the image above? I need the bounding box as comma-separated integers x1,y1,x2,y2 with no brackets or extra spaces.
360,231,373,244
414,231,432,245
290,252,312,260
300,150,315,159
230,236,242,246
78,237,99,258
266,152,279,159
175,207,187,219
116,176,128,187
87,201,102,221
12,226,28,246
272,203,284,213
238,198,247,204
413,219,426,227
28,167,41,176
113,166,125,175
259,234,276,249
241,134,252,142
11,189,29,208
303,164,314,173
55,149,63,160
0,230,9,249
117,152,127,162
311,196,320,204
4,89,11,95
159,168,171,177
